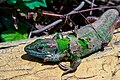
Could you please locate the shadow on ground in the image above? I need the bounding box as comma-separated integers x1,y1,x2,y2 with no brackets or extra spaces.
21,53,59,65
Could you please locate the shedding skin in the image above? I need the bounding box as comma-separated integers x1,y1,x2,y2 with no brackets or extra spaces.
24,9,119,76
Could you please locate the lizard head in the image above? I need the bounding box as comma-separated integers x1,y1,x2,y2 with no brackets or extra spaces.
24,39,63,62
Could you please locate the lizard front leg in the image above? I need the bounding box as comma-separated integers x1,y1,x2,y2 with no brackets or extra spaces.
44,53,67,62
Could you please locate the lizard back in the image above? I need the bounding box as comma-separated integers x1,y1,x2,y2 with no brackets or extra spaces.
75,9,119,57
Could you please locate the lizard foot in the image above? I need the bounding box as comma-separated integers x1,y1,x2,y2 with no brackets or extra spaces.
62,68,76,76
59,62,70,71
59,57,81,76
59,63,76,76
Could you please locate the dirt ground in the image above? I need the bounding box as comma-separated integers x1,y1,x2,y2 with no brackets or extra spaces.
0,29,120,80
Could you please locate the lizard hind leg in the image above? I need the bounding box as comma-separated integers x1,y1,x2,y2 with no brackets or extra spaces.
59,57,81,76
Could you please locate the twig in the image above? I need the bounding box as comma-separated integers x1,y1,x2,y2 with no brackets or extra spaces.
67,5,120,16
31,4,120,35
84,0,97,6
42,11,62,17
64,1,85,26
31,19,63,34
67,1,85,15
43,5,120,17
28,28,33,38
90,0,95,15
24,21,35,38
31,1,85,34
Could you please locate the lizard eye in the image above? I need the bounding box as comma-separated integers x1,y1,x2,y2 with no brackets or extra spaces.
38,46,43,49
36,46,43,51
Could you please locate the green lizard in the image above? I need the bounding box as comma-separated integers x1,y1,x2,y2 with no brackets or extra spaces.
24,9,119,75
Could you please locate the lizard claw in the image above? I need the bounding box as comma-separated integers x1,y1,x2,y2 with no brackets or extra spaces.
62,68,76,76
59,63,76,76
59,63,70,70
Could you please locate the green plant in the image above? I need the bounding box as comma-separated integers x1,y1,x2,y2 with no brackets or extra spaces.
0,0,49,42
1,21,29,42
7,0,47,9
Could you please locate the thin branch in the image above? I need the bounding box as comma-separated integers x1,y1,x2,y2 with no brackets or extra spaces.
28,28,33,38
64,1,85,26
31,1,85,34
31,4,120,35
67,5,120,16
90,0,95,15
31,19,63,34
43,5,120,17
42,11,62,17
84,0,97,6
67,1,85,15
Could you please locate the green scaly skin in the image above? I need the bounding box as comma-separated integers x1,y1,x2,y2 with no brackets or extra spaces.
24,9,119,75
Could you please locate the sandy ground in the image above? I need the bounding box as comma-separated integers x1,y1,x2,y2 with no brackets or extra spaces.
0,29,120,80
